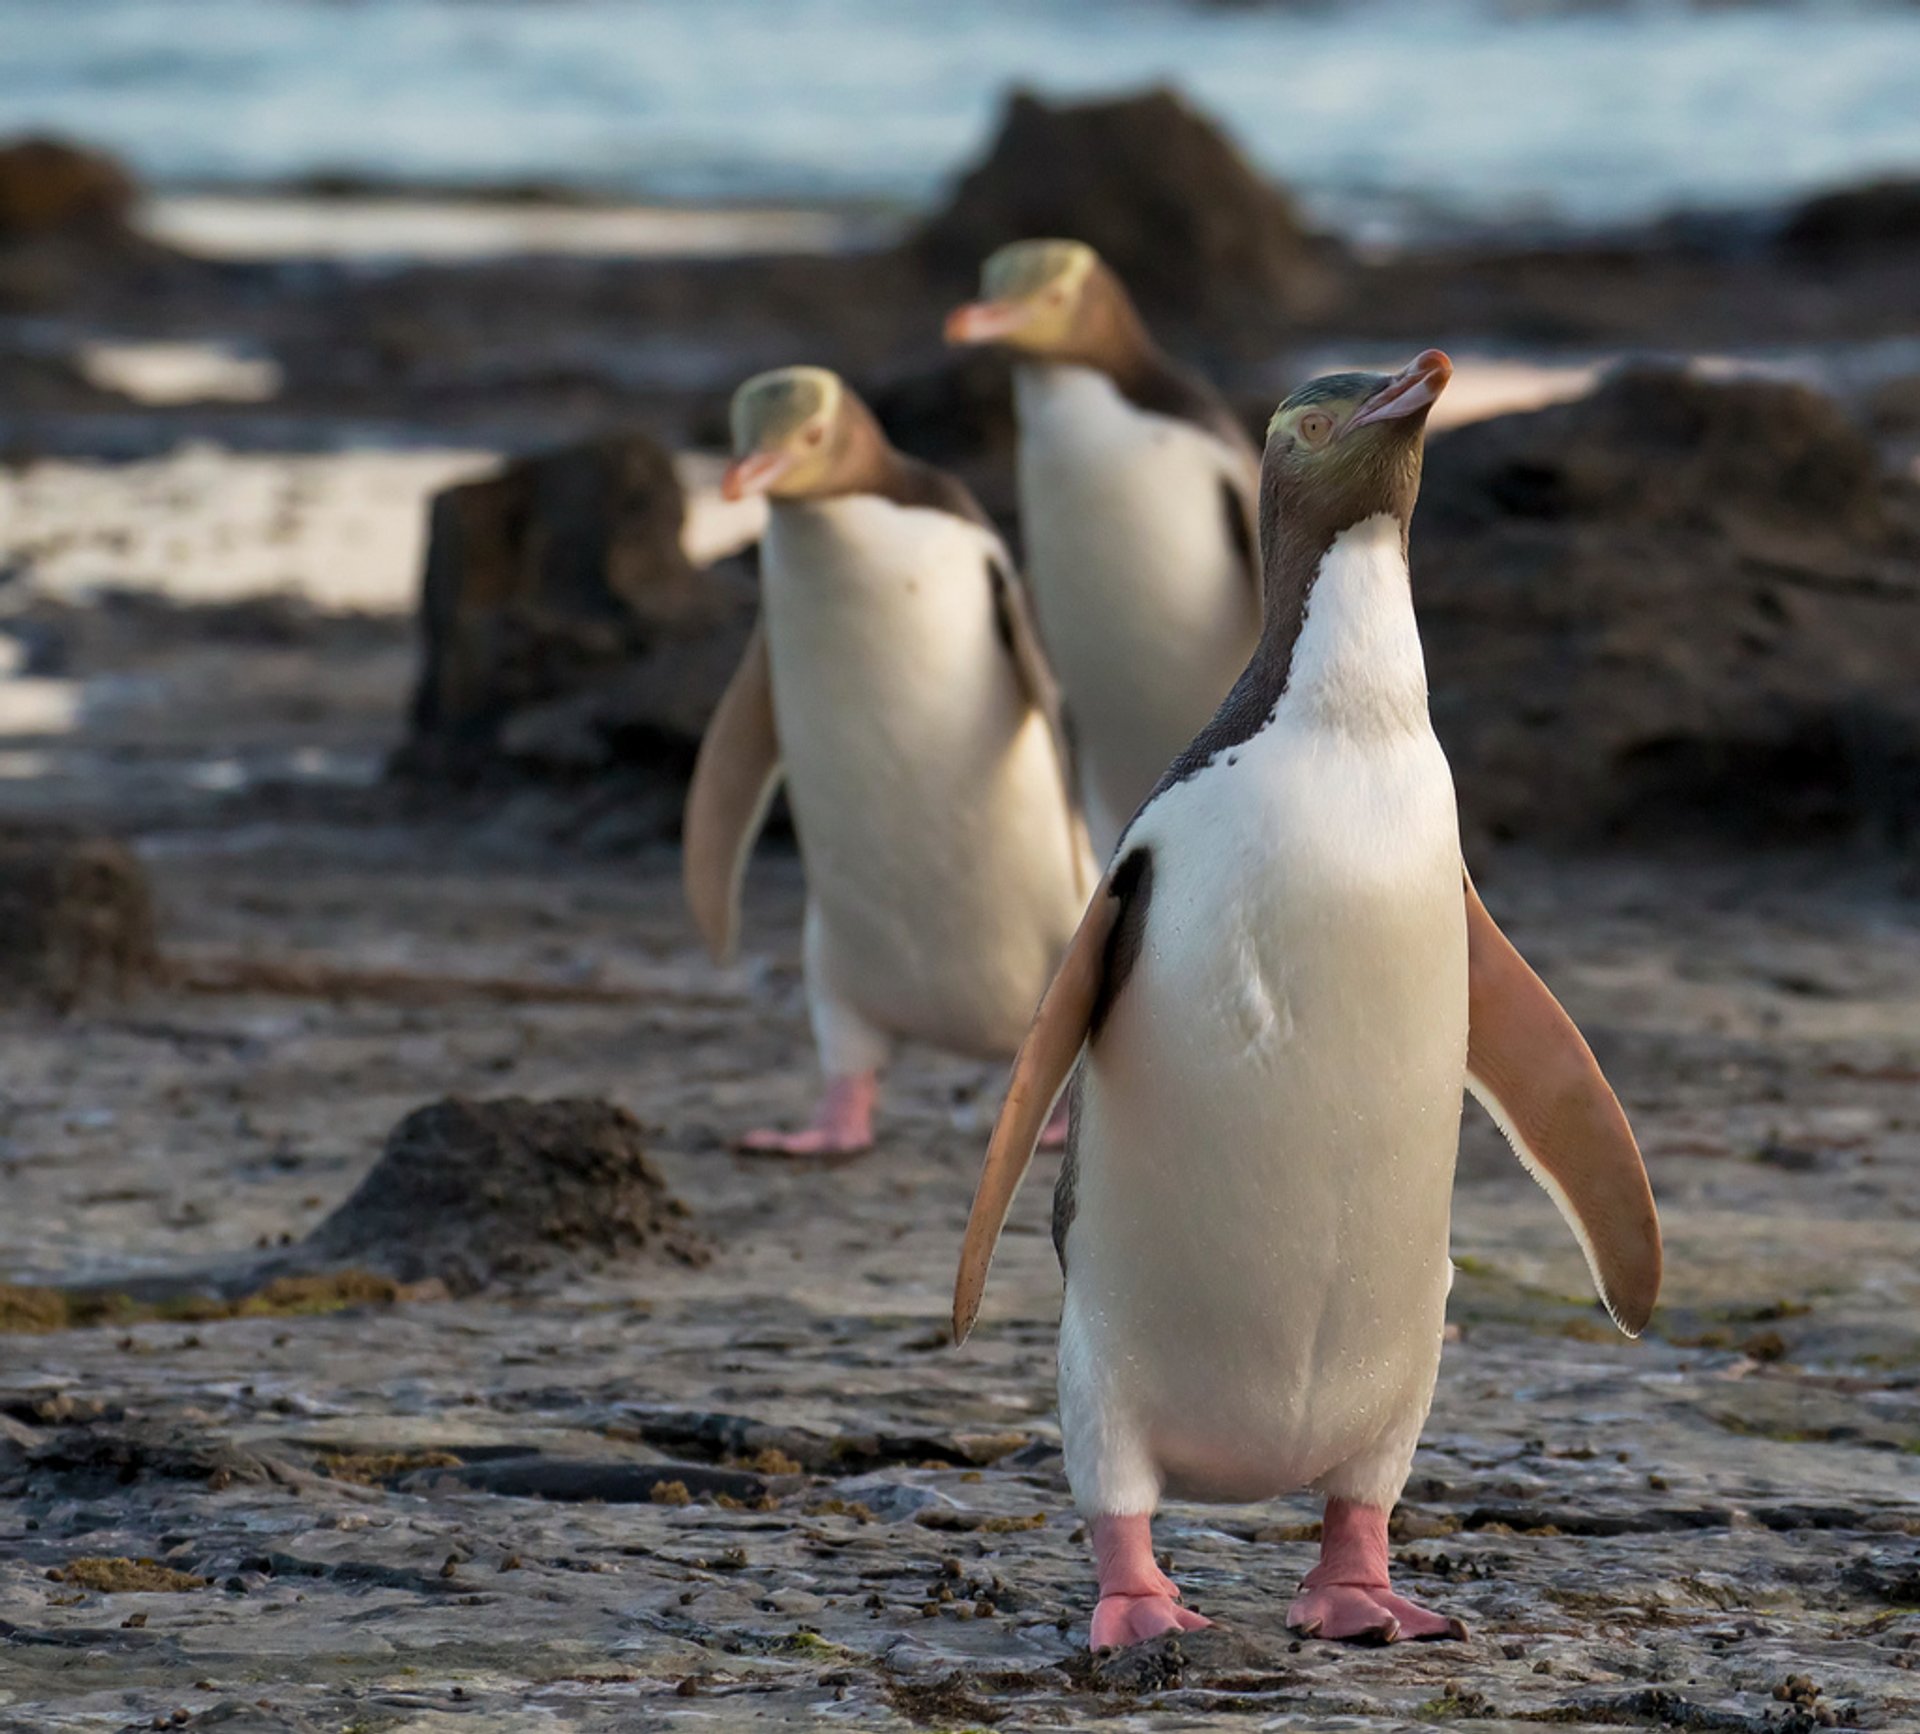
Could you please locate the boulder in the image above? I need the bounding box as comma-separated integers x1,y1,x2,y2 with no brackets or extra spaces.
1779,178,1920,262
1417,366,1920,845
914,87,1336,327
0,137,135,241
402,433,754,788
0,827,159,1010
297,1097,705,1294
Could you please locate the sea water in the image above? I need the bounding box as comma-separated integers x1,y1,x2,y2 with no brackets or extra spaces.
0,0,1916,239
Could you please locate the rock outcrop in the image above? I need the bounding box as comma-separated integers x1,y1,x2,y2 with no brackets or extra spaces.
1417,366,1920,845
401,433,755,795
0,137,135,241
914,87,1336,328
297,1097,705,1293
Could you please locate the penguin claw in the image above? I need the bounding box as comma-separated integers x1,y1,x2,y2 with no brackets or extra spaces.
1288,1584,1459,1645
1375,1590,1469,1642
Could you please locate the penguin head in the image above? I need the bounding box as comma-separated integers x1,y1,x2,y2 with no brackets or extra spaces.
944,239,1136,361
722,366,876,501
1262,350,1453,535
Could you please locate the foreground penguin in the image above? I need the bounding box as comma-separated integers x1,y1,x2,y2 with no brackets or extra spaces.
946,240,1262,855
954,351,1662,1648
685,366,1096,1154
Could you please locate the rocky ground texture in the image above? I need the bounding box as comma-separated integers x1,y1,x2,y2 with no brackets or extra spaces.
0,547,1918,1734
4,98,1920,1734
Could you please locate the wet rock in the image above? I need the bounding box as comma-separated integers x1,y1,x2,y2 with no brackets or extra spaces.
401,433,754,794
0,136,135,241
167,1705,324,1734
1417,365,1920,844
19,1422,277,1496
0,826,159,1010
1779,177,1920,262
1842,1551,1920,1604
413,1455,776,1505
914,86,1337,328
294,1097,705,1294
1083,1625,1276,1690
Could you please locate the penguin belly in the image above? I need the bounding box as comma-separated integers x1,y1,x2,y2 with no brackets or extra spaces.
1014,365,1260,853
1057,721,1468,1514
761,498,1090,1059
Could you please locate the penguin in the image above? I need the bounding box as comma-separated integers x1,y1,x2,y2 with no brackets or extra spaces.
946,239,1263,856
684,366,1097,1155
952,351,1662,1649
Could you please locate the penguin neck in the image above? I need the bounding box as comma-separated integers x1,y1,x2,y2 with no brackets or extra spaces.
1267,513,1429,738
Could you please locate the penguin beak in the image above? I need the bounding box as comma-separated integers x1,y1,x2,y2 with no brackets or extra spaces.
720,449,795,500
1347,349,1454,430
945,298,1033,346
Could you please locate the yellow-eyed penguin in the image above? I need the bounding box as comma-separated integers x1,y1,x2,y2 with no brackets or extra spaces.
684,366,1096,1154
946,239,1262,856
953,351,1662,1649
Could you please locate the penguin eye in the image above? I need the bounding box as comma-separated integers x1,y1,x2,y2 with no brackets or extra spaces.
803,424,826,447
1045,286,1067,306
1297,412,1334,447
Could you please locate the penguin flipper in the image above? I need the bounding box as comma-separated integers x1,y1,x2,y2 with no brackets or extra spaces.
953,864,1132,1344
1462,872,1662,1336
682,619,782,965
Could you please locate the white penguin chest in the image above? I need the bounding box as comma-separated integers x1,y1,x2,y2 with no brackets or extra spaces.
1014,365,1253,631
1060,519,1470,1493
757,497,1087,1055
1012,364,1260,844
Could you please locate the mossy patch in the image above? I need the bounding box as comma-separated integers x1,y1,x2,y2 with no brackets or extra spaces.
0,1285,67,1331
320,1448,464,1485
0,1268,426,1335
47,1556,208,1593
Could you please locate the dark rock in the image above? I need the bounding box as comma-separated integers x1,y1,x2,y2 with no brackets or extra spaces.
401,433,754,794
0,136,135,241
0,826,159,1010
914,87,1337,328
411,1455,774,1504
867,348,1019,470
1866,373,1920,437
1082,1625,1276,1690
1779,177,1920,262
1418,366,1920,845
1842,1551,1920,1604
22,1422,276,1495
296,1097,705,1294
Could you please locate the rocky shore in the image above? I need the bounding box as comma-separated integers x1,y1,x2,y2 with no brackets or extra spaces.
3,90,1920,1732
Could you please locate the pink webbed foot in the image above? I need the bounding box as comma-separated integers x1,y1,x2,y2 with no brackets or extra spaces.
1287,1498,1467,1645
737,1072,876,1157
1091,1593,1211,1649
1038,1095,1071,1151
1087,1513,1210,1652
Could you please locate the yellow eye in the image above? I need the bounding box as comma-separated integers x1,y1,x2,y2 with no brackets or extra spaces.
1297,411,1334,446
804,424,825,446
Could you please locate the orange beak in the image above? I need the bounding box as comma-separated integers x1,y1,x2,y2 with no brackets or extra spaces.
1348,349,1454,429
720,449,794,501
944,298,1033,346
